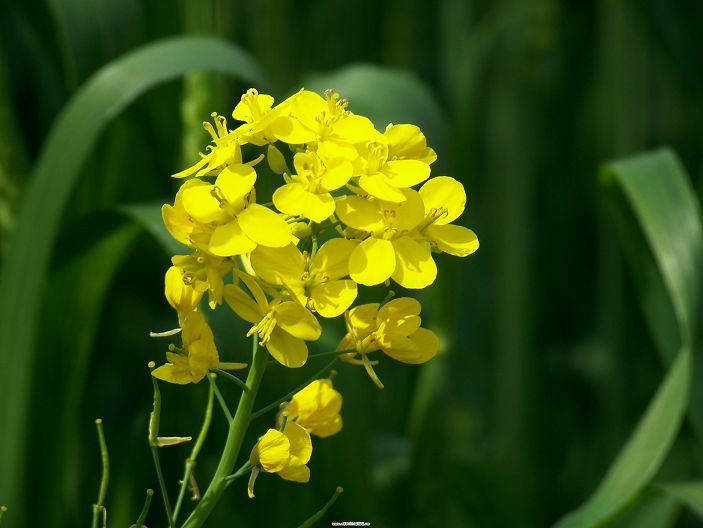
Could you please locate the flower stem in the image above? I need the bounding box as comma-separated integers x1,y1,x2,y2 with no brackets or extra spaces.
181,334,268,528
207,374,233,423
297,486,344,528
148,369,175,527
250,357,338,421
134,489,154,528
172,382,214,524
91,419,109,528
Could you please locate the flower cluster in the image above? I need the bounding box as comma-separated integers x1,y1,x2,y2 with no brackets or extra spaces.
151,87,478,495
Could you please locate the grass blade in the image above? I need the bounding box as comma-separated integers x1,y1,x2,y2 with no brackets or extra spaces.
0,35,267,520
555,148,703,527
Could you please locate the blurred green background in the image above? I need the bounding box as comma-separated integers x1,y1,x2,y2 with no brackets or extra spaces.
1,0,703,527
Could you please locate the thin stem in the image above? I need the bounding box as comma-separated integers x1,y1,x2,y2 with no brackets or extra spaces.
297,487,344,528
181,334,268,528
307,348,356,360
150,446,174,528
148,368,175,527
251,357,339,421
134,489,154,528
207,373,233,422
172,383,215,524
211,367,248,392
91,419,109,528
0,506,6,526
224,461,252,484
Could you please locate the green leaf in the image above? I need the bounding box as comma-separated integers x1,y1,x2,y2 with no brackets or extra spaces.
27,218,140,528
0,35,267,518
657,481,703,520
301,64,448,156
609,490,679,528
555,148,703,527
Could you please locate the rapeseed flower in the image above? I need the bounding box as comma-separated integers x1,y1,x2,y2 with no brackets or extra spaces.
282,379,343,438
223,273,321,367
250,239,358,318
337,298,440,388
152,311,220,384
180,164,291,256
171,250,231,309
248,422,312,498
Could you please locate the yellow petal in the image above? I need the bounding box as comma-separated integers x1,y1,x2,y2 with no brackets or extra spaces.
238,272,270,314
254,429,290,472
320,159,353,190
152,363,192,384
172,154,211,179
391,236,437,289
273,183,306,217
332,114,375,143
358,174,407,203
275,302,321,341
216,164,257,201
251,244,305,285
349,238,395,286
302,192,336,223
267,329,308,368
238,204,291,247
382,160,431,187
270,115,317,144
377,297,422,337
385,123,437,164
407,327,440,363
378,333,426,364
164,266,203,314
309,415,343,438
223,284,264,324
419,176,466,224
188,339,218,381
335,195,384,232
310,280,357,318
383,189,425,233
347,303,380,337
182,184,225,224
317,140,358,161
209,220,257,256
277,463,310,483
310,238,358,279
424,224,479,256
283,422,312,463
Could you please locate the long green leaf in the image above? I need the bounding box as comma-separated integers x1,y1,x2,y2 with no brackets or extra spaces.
0,35,267,519
657,482,703,520
555,149,703,527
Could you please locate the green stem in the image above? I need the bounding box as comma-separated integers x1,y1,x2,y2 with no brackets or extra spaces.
251,357,338,421
173,383,214,524
0,506,6,526
224,461,252,484
297,487,344,528
207,374,233,423
134,489,154,528
181,335,268,528
148,370,175,527
211,367,248,392
91,419,109,528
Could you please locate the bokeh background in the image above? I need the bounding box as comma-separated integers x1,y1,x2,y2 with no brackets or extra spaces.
1,1,703,527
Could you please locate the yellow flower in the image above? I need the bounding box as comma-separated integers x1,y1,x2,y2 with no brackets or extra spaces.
162,179,214,249
271,89,375,160
338,297,440,388
223,273,321,367
336,190,437,288
283,379,343,438
152,311,220,384
248,422,312,498
417,176,479,257
384,123,437,165
164,265,204,315
180,164,291,256
172,113,244,178
171,250,232,309
355,125,432,203
250,239,358,318
273,150,352,223
231,88,295,146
